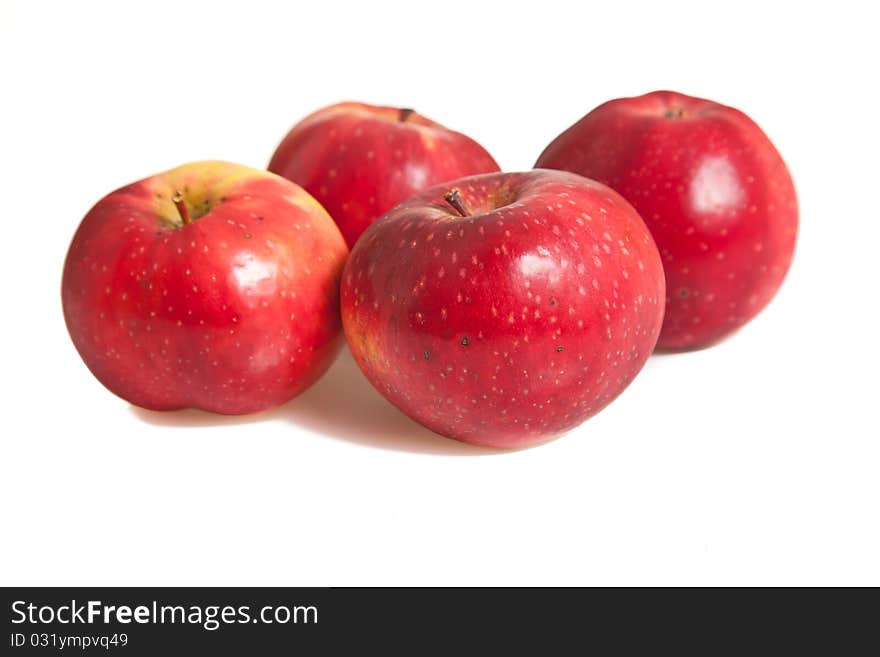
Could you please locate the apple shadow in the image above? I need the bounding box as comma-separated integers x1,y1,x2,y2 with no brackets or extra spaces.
279,349,498,456
130,404,281,427
649,327,743,358
130,348,497,455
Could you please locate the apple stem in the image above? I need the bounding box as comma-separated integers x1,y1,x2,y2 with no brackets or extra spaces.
399,108,415,122
664,107,684,120
172,190,192,226
443,188,470,217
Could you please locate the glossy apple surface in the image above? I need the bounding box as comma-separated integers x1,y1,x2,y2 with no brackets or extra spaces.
536,90,798,349
341,170,665,448
268,101,500,248
62,161,348,414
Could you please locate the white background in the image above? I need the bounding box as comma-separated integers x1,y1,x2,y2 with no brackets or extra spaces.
1,0,878,586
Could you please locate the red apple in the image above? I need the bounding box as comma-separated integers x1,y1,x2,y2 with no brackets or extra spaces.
341,170,665,448
536,90,798,350
268,101,500,248
62,160,348,414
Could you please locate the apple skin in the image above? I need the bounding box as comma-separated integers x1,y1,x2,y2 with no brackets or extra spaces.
62,161,348,414
536,90,798,350
268,101,500,248
341,170,665,448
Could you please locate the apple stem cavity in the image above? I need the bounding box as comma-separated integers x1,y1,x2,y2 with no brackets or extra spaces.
664,107,684,120
398,108,415,123
443,188,470,217
172,190,192,226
